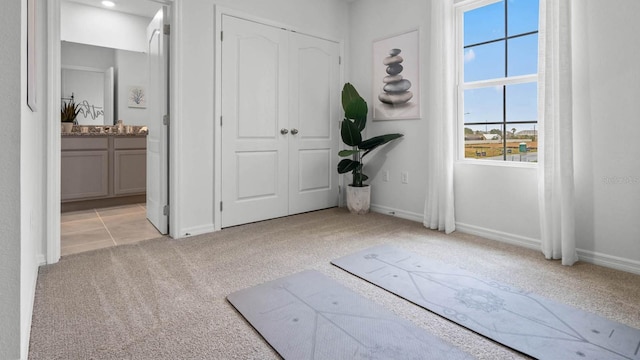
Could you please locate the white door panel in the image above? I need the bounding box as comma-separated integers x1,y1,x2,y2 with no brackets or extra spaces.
236,151,279,200
221,15,289,227
298,149,332,191
146,8,169,234
288,33,340,214
237,37,280,139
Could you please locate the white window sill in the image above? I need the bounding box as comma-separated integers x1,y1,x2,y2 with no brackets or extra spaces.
455,158,538,169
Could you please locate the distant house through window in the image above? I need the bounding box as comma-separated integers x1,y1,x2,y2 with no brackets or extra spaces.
457,0,539,162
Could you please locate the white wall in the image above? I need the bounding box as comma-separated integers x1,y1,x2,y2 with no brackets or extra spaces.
115,50,149,125
346,0,640,272
61,41,115,69
454,163,540,246
0,0,22,358
346,0,531,242
61,1,150,53
173,0,350,236
21,0,49,357
1,0,49,358
342,0,430,221
572,0,640,270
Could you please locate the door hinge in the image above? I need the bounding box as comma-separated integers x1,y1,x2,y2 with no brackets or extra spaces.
163,114,169,126
220,115,223,126
220,202,223,211
220,31,223,41
163,24,170,35
163,205,169,216
339,56,342,65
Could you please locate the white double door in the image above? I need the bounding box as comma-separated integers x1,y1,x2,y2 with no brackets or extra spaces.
221,15,340,228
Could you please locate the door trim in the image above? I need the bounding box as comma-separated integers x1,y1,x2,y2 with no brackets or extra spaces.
45,0,177,264
45,0,61,264
213,6,345,231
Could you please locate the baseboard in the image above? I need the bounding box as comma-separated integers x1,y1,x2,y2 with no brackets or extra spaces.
455,222,541,251
576,249,640,275
370,204,423,223
36,253,46,266
178,224,215,239
365,208,640,275
456,222,640,275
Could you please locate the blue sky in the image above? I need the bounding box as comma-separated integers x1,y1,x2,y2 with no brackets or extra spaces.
462,0,539,134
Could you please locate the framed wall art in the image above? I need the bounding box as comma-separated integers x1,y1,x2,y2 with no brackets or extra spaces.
372,29,420,121
128,86,146,108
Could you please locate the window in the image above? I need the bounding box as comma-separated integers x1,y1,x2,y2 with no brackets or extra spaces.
457,0,539,162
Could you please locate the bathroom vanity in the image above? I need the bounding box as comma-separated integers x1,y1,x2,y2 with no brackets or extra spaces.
61,130,147,212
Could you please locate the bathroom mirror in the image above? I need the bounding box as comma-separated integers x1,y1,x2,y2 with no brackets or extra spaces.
62,65,113,126
61,41,150,126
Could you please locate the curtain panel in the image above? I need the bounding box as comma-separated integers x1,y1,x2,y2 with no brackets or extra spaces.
537,0,579,265
423,0,456,234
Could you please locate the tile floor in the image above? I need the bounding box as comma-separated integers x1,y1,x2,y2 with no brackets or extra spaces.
61,203,164,256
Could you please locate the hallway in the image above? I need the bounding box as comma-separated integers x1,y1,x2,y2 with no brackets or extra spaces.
61,203,164,256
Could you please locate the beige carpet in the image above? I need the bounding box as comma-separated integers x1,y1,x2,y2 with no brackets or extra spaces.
29,208,640,359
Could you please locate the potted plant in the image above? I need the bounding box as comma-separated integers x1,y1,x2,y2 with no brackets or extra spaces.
61,100,80,132
338,83,403,214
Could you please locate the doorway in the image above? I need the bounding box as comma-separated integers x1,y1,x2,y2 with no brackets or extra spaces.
50,0,172,259
219,14,341,228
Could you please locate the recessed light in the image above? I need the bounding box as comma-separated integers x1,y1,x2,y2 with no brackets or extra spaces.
102,1,115,7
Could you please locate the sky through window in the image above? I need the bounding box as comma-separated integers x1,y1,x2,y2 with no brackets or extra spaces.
463,0,539,133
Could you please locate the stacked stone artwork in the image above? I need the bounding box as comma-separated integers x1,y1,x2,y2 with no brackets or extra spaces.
378,48,413,105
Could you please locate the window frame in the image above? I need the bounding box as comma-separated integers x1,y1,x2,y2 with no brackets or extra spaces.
454,0,539,166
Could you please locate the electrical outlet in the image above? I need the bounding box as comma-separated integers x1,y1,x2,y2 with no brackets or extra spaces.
383,171,390,182
401,171,409,184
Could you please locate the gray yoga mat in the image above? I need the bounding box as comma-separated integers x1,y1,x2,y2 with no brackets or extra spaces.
227,270,472,359
332,245,640,360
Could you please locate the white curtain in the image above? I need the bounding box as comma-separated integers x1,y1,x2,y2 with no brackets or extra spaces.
537,0,579,265
424,0,455,234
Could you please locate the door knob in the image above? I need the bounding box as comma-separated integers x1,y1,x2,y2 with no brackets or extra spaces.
290,128,299,135
280,128,289,135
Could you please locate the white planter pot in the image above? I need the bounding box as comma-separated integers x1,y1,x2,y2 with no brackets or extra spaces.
61,122,73,133
346,185,370,214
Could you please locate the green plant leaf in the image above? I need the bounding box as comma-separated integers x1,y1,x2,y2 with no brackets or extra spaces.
345,99,367,126
360,133,404,157
340,119,362,147
338,149,359,157
354,117,366,132
341,83,361,111
338,158,360,174
342,83,367,130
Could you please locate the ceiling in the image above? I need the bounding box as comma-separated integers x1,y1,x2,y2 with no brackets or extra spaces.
66,0,162,18
67,0,357,19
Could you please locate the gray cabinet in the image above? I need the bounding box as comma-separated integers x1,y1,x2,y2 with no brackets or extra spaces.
61,135,146,203
61,150,109,201
114,151,146,195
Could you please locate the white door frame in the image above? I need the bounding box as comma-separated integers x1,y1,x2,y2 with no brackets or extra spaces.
213,6,345,231
45,0,179,264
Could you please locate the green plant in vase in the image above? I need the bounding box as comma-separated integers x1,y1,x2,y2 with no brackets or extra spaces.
61,100,80,123
61,100,80,133
337,83,403,213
